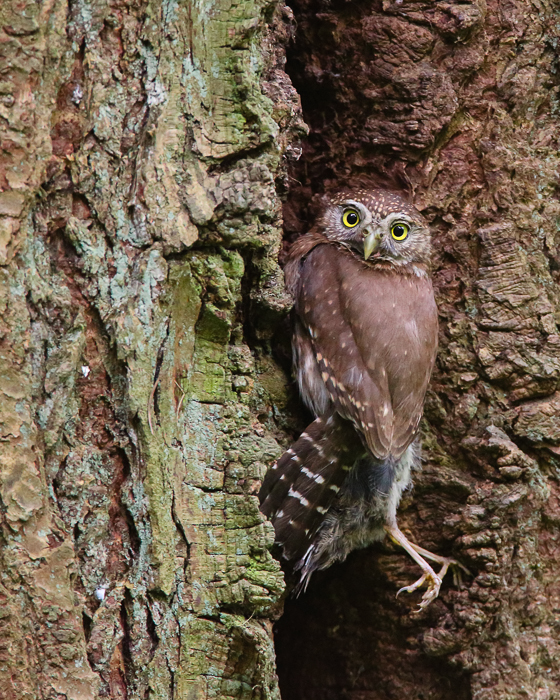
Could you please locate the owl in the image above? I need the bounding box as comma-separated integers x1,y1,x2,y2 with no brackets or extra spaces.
259,188,463,610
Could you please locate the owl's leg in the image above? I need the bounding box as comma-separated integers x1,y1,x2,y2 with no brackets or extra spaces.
384,525,458,611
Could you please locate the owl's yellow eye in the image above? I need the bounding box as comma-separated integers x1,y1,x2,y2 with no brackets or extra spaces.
342,209,360,228
391,223,409,240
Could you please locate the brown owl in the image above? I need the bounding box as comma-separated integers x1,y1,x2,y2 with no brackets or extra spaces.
259,188,464,610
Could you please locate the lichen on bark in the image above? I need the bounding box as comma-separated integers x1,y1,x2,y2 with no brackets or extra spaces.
0,0,302,696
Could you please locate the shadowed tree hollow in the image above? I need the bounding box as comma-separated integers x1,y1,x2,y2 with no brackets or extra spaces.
1,0,560,699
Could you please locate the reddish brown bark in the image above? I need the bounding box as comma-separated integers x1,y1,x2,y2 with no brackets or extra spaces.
275,1,560,698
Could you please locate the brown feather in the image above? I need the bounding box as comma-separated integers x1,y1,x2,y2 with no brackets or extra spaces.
293,241,437,459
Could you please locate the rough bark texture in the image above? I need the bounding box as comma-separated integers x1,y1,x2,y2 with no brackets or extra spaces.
2,0,560,698
277,1,560,699
0,0,302,697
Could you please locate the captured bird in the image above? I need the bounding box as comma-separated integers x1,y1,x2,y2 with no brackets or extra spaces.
259,188,463,610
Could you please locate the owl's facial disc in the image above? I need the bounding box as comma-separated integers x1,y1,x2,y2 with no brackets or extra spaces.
374,212,431,265
325,195,430,265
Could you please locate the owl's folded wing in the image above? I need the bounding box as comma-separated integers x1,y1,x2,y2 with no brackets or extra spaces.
296,243,438,460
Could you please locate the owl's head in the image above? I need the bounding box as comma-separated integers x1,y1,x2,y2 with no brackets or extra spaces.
316,189,431,267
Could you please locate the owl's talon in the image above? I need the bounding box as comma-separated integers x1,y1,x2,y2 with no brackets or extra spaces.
386,525,467,610
396,573,429,597
396,568,442,612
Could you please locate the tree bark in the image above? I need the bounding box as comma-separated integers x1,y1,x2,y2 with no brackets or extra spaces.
0,0,302,697
2,0,560,699
277,1,560,699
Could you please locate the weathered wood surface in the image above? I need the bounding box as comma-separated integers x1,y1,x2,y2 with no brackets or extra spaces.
0,0,302,697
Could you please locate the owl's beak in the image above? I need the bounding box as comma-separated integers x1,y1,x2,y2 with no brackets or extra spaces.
363,230,382,260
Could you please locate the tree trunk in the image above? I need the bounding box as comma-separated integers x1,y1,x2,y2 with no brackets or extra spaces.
0,0,302,697
1,0,560,699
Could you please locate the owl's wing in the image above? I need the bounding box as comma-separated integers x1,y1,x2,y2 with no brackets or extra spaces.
286,231,338,417
296,243,438,460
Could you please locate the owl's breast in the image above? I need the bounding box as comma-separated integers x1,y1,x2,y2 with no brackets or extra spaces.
341,255,438,400
296,243,438,458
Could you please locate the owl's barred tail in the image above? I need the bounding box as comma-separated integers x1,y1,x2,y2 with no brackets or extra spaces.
259,411,362,565
292,452,398,596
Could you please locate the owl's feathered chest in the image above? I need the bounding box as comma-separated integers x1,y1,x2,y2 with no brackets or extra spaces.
286,237,438,459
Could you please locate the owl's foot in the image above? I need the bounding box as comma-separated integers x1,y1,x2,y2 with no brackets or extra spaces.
396,570,441,610
408,540,470,589
385,525,467,612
